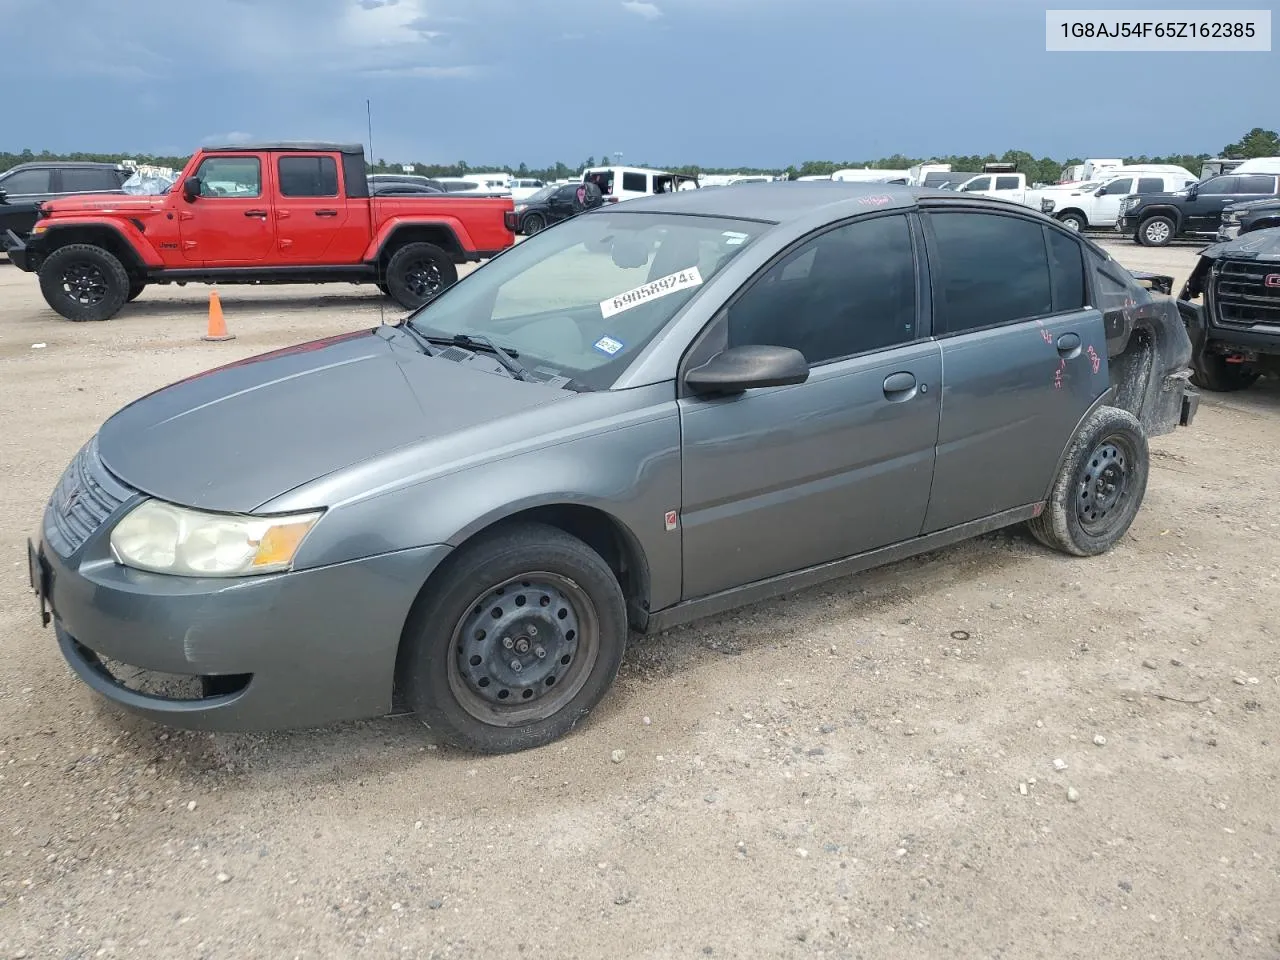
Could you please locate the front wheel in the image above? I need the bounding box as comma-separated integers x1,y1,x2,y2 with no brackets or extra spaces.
1027,406,1150,557
383,242,458,311
399,522,628,754
1190,351,1260,392
37,244,131,321
1138,215,1175,247
522,213,545,236
1056,211,1086,232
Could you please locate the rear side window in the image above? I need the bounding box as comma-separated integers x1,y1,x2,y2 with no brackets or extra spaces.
278,156,339,197
1136,177,1163,193
927,211,1053,334
1,169,50,194
60,168,122,193
622,172,647,192
995,176,1021,190
1238,175,1277,195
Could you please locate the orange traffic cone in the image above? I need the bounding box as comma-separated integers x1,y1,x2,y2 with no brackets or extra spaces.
202,288,235,342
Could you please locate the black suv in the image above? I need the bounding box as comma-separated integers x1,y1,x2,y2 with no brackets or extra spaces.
1218,196,1280,241
1177,227,1280,392
506,181,603,235
1117,172,1280,246
0,161,130,248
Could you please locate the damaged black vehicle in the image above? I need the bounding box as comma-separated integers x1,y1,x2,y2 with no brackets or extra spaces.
1176,227,1280,392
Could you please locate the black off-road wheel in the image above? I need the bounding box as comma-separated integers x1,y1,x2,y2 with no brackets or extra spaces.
37,244,130,321
522,213,545,236
1137,215,1175,247
398,522,629,754
384,242,458,311
126,280,146,302
1189,351,1259,392
1028,406,1150,557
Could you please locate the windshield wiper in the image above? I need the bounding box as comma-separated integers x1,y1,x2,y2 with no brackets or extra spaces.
417,330,533,382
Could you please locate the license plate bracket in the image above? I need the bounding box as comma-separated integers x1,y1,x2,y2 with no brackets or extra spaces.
28,538,51,627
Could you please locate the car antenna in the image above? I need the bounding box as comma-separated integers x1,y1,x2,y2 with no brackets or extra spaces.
367,97,386,327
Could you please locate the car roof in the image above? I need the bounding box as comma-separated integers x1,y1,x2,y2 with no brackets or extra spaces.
613,181,1028,224
202,142,365,155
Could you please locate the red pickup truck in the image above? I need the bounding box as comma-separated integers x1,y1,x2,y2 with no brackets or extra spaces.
6,141,515,322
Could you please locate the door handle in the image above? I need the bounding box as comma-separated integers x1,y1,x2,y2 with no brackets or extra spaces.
244,209,269,219
883,371,917,400
314,209,338,217
1056,332,1082,358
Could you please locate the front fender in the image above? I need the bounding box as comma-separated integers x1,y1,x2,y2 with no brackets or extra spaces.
37,218,163,268
1132,204,1183,229
362,216,473,262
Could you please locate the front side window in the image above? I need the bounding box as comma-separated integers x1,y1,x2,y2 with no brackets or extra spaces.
194,156,261,197
1101,178,1133,195
928,211,1053,334
277,156,339,197
961,177,991,192
1197,176,1238,195
726,214,918,364
407,212,765,390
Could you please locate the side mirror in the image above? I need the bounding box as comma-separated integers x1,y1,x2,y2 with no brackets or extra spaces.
1186,184,1199,200
0,188,8,205
1094,186,1107,196
685,344,810,396
182,177,201,202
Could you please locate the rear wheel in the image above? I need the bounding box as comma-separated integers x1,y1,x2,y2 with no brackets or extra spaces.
1190,350,1260,392
1138,215,1175,247
1028,406,1150,557
398,522,628,754
384,242,458,311
37,244,130,321
522,213,545,235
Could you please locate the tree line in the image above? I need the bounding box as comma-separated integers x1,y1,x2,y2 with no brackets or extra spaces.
4,127,1277,184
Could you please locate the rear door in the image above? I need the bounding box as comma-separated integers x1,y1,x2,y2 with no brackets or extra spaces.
920,207,1106,532
178,153,275,264
678,212,942,598
273,153,348,263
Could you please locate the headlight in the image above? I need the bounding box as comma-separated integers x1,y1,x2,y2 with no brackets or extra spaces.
110,500,322,577
1222,211,1239,223
514,204,527,213
1124,196,1141,210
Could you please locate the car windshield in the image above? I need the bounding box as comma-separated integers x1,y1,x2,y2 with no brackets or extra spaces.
406,211,767,390
525,185,557,203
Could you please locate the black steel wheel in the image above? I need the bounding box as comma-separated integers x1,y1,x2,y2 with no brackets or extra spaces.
399,522,628,753
522,213,545,236
384,241,459,311
1028,405,1150,557
36,243,130,321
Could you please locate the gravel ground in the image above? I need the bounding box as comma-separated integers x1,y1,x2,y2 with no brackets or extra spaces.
1,240,1278,960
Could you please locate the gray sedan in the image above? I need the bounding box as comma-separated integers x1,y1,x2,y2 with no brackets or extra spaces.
28,182,1199,753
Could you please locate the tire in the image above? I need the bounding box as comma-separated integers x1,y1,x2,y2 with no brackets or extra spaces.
126,280,146,302
377,282,392,298
1189,351,1259,392
1137,215,1175,247
1056,211,1086,232
383,242,458,311
37,244,130,322
399,521,628,754
522,214,545,236
1027,405,1150,558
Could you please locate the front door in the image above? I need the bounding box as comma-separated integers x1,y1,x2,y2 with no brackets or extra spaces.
1182,175,1242,234
1093,176,1133,227
920,209,1108,532
178,153,275,265
679,213,942,599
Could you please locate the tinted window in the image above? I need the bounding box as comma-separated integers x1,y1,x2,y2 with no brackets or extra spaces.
278,156,339,197
1197,176,1238,195
961,177,991,192
727,214,917,364
622,172,647,192
1101,178,1133,195
1136,177,1163,193
929,212,1053,334
1238,175,1277,195
1,169,51,194
1046,229,1086,312
194,157,261,197
60,168,121,193
995,176,1021,190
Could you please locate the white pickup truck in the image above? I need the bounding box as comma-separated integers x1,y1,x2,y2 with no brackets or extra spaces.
953,169,1034,206
1036,167,1198,231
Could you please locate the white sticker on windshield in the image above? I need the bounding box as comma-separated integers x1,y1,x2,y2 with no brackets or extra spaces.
600,266,703,319
722,231,749,245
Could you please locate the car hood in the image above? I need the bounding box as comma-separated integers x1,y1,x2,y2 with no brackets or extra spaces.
96,326,571,513
1194,227,1280,262
1225,197,1280,213
41,194,167,215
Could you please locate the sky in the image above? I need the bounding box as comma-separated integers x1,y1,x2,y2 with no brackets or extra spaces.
2,0,1275,169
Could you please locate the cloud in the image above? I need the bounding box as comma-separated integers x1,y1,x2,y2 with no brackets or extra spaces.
201,131,254,145
357,0,399,8
621,1,662,19
358,64,483,78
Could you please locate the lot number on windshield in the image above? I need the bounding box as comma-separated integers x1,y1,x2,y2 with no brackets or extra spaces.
600,267,704,319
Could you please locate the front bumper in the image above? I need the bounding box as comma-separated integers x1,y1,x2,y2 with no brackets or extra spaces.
4,229,32,270
1116,215,1138,234
29,521,451,733
1217,223,1241,241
